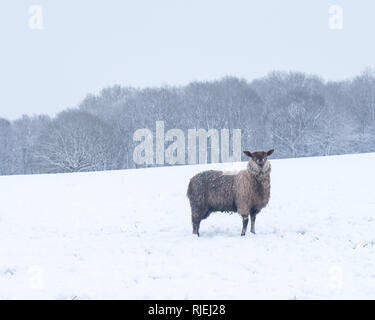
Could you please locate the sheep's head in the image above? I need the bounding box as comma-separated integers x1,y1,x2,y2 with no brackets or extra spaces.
243,149,274,174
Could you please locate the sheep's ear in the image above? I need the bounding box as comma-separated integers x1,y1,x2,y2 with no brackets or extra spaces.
243,151,252,158
266,149,275,156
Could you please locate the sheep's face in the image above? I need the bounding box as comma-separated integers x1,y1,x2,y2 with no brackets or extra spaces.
243,149,274,172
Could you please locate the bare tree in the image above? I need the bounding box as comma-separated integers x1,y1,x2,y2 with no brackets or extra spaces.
0,118,13,175
271,90,324,157
35,110,116,173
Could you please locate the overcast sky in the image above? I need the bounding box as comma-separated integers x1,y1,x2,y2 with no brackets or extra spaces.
0,0,374,119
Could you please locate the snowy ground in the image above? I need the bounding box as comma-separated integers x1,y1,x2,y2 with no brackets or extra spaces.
0,153,375,299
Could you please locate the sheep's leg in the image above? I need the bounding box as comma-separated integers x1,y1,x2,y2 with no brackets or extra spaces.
250,213,257,234
241,215,249,236
192,213,201,237
250,207,260,234
192,221,200,237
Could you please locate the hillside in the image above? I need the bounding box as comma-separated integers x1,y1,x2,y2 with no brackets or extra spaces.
0,153,375,299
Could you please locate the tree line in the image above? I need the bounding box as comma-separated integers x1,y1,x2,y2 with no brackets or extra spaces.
0,70,374,175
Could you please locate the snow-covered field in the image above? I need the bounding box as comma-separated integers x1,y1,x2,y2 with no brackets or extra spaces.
0,153,375,299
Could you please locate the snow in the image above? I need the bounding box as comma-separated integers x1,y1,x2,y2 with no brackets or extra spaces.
0,153,375,299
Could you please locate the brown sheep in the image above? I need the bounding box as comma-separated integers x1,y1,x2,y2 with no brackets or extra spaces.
187,149,274,236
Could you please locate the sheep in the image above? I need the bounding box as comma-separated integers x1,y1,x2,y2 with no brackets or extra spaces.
186,149,274,236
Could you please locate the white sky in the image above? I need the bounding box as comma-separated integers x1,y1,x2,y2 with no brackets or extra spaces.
0,0,374,119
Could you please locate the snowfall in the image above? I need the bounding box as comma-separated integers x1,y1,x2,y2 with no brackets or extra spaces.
0,153,375,299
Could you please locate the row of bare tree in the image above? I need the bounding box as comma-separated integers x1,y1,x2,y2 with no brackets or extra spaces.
0,70,374,175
